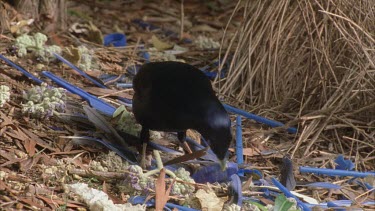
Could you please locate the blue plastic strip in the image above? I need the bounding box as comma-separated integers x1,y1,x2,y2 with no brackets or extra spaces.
129,196,199,211
299,166,375,178
229,174,243,206
192,162,238,183
223,104,297,133
53,53,107,88
236,116,243,176
116,83,134,88
271,178,311,211
0,54,44,84
42,71,116,116
104,33,126,47
77,136,137,164
302,182,341,190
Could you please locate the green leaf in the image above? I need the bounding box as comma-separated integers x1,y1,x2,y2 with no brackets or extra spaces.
246,201,268,211
274,194,295,211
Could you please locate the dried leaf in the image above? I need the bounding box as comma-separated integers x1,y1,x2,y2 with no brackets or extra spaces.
195,189,225,211
155,168,167,211
152,35,173,51
24,138,36,156
190,24,217,32
155,168,174,211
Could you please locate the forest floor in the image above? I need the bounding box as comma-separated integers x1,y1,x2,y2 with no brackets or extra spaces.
0,0,374,210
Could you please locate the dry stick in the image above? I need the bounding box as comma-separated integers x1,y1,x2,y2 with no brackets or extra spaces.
217,0,242,80
179,0,184,41
309,0,339,84
318,10,375,43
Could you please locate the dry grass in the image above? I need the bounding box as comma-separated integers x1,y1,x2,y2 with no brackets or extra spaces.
218,0,374,167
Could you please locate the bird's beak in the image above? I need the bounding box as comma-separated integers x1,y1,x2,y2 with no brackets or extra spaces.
219,158,227,171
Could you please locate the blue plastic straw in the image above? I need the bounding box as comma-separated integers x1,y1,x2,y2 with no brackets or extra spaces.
223,104,297,133
236,116,243,166
54,53,107,88
0,54,44,84
116,83,134,88
271,178,311,211
300,167,375,178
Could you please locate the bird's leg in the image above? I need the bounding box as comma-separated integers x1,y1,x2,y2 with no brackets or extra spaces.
177,131,193,154
140,128,150,169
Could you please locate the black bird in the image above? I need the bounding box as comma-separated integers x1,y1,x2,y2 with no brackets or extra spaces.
132,61,232,170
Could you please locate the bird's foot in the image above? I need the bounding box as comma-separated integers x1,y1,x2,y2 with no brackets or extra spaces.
140,154,153,170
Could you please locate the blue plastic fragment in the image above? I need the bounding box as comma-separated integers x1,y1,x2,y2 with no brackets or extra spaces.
192,162,238,183
132,19,192,43
223,104,297,133
138,46,150,62
335,155,355,170
42,71,116,116
300,166,375,178
104,33,126,47
53,53,107,88
141,51,150,61
355,180,374,192
302,182,341,190
0,54,44,84
228,174,243,207
129,196,199,211
236,116,243,167
326,201,347,211
309,200,375,209
271,178,311,211
116,83,133,88
280,155,296,191
74,136,137,164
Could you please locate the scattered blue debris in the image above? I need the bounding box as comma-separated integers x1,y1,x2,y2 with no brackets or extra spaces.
129,196,199,211
326,201,347,211
192,162,238,183
302,182,341,190
0,54,43,84
223,104,297,133
235,116,244,167
116,83,134,88
300,166,375,178
104,33,126,47
356,180,374,192
228,174,243,207
280,155,296,191
132,19,192,43
335,155,355,170
72,136,137,164
54,53,107,88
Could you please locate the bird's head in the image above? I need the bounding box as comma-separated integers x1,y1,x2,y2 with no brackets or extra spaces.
201,109,232,171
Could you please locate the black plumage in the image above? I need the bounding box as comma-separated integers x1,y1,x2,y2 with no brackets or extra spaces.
132,61,232,169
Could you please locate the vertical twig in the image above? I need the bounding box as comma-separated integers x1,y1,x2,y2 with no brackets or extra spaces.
180,0,184,40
